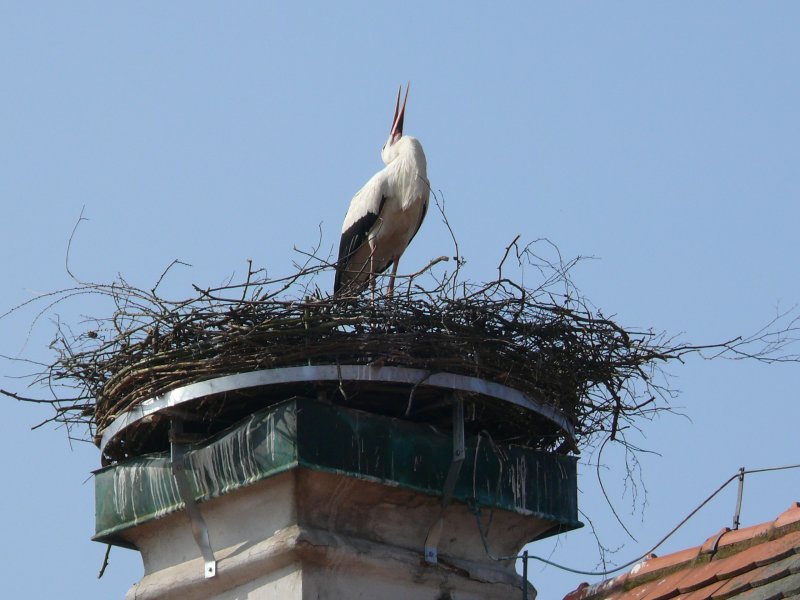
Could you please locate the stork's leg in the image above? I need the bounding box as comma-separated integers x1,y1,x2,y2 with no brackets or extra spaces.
387,258,400,298
369,241,377,303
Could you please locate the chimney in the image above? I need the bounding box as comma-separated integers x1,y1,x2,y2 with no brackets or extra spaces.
94,366,580,599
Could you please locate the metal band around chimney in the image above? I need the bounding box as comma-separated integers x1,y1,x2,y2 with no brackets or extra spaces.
99,364,576,458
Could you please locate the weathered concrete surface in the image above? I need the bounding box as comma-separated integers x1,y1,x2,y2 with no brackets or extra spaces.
122,469,539,599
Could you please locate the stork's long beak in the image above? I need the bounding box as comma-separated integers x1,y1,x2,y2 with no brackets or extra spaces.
390,84,409,142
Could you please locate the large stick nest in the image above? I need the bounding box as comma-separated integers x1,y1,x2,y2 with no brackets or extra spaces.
4,236,795,464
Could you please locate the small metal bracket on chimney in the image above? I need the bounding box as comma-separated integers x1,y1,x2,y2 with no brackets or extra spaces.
170,418,217,578
424,394,465,564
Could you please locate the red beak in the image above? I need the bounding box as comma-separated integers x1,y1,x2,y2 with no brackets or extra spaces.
390,84,409,142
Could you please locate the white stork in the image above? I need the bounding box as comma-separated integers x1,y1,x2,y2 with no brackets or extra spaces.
334,85,429,298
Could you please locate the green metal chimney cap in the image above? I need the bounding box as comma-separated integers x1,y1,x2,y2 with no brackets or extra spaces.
94,397,580,547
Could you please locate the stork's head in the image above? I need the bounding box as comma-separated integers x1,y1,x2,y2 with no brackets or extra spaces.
380,84,409,164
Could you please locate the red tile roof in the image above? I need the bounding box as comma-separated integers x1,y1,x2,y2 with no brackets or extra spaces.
563,502,800,600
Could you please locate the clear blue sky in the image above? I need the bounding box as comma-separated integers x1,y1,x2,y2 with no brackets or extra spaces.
2,3,798,599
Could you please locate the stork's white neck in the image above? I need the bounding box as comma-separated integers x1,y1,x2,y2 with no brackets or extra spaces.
383,136,429,211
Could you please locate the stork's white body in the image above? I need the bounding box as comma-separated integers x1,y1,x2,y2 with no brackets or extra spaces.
335,133,429,295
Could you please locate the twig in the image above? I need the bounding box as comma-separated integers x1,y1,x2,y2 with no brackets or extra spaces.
65,205,90,285
97,544,111,579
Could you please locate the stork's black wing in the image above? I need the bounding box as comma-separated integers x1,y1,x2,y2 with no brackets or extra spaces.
334,193,387,293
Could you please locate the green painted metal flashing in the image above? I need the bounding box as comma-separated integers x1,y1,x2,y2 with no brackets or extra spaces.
94,397,580,547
